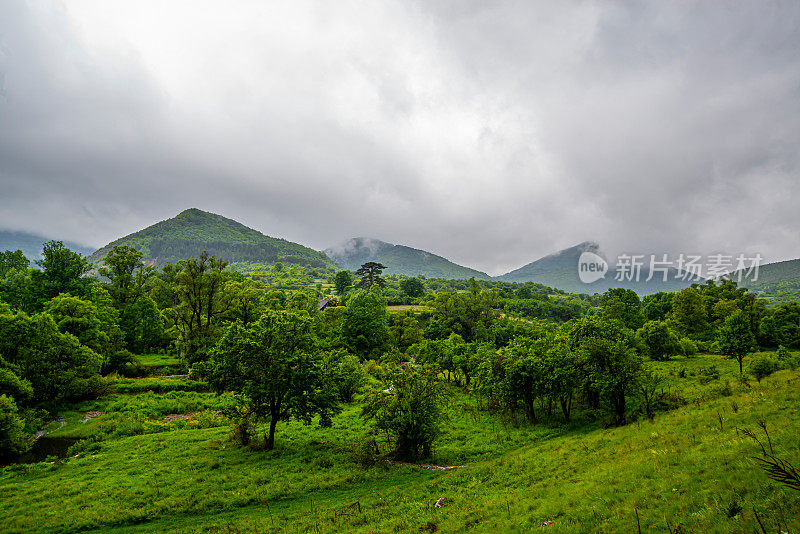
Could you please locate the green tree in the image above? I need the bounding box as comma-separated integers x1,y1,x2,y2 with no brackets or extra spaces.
0,250,29,278
718,310,755,375
361,364,448,461
30,241,91,304
601,288,644,330
0,394,29,460
637,320,680,361
170,252,232,363
355,262,387,290
98,245,155,308
669,287,709,339
209,309,339,450
399,277,425,298
334,271,353,296
0,311,102,402
342,287,390,359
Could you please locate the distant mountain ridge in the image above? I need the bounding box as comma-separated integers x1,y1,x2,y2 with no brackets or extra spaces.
324,237,491,280
498,241,700,296
88,208,337,270
0,230,94,261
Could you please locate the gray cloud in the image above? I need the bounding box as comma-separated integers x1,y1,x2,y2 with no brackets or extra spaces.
0,1,798,275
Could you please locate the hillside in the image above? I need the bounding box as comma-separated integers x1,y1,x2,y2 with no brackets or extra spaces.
0,230,94,260
735,257,800,306
89,208,337,270
499,241,698,295
325,237,491,280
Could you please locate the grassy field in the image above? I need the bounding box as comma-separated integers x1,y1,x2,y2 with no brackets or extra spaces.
1,353,799,533
387,305,434,312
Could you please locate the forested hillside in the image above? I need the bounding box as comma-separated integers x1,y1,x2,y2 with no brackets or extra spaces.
324,237,491,280
89,209,337,270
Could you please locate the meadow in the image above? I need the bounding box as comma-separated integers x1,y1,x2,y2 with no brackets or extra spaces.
2,351,798,533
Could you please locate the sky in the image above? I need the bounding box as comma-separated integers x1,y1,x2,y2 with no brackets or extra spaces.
1,1,798,276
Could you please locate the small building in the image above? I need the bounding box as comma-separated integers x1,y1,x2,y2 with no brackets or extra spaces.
318,297,332,311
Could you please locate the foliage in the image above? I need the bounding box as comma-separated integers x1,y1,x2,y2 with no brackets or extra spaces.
718,310,756,374
334,271,352,296
637,320,680,360
208,309,340,449
399,277,425,298
341,287,390,359
362,364,448,461
322,350,366,403
0,394,29,459
749,356,779,383
355,262,387,290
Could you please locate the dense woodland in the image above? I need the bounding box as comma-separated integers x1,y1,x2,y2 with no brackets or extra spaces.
1,243,799,532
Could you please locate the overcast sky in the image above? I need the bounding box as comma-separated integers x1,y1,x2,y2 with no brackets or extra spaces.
1,1,798,275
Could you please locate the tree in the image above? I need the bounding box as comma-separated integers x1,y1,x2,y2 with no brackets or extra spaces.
669,287,709,339
400,277,425,298
362,364,448,461
0,394,29,460
355,262,387,290
601,288,644,330
0,310,102,402
718,310,755,375
30,241,91,304
0,250,29,278
334,271,353,296
341,287,390,359
209,309,339,450
637,320,680,361
170,252,232,363
98,245,155,308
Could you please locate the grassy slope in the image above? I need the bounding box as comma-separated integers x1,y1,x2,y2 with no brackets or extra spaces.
1,354,799,533
88,208,336,270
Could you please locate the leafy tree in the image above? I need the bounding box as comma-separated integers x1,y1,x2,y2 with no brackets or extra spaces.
209,309,339,450
355,262,387,290
0,394,29,460
669,287,709,339
342,287,389,359
637,320,680,361
45,294,111,355
637,368,665,420
718,310,755,375
322,350,365,403
98,245,155,308
170,252,232,363
0,368,33,405
749,356,778,383
430,279,498,343
399,277,425,298
362,364,448,461
225,277,266,326
389,312,424,351
122,296,167,354
568,316,641,425
0,250,29,278
0,311,102,402
32,241,91,300
642,292,673,322
602,288,644,330
334,271,353,296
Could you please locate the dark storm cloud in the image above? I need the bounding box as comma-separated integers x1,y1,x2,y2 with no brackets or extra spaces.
1,1,798,275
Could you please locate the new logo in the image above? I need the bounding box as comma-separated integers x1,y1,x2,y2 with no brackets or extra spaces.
578,251,608,284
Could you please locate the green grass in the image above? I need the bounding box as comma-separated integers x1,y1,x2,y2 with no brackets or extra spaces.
387,305,433,312
1,354,798,533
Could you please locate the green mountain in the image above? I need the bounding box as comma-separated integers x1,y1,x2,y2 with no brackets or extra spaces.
324,237,491,280
499,242,698,296
89,208,337,270
734,258,800,306
0,230,94,261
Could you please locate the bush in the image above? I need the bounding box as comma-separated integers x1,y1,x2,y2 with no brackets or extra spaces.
697,365,720,384
679,338,698,357
776,345,790,361
323,350,366,403
750,356,779,383
0,394,30,459
361,364,448,461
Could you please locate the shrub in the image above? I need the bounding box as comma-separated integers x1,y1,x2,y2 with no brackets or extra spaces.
697,365,720,384
679,338,698,357
0,394,30,459
749,356,779,383
361,364,448,461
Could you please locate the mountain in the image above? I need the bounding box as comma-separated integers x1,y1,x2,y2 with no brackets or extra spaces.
88,208,337,270
499,241,699,296
324,237,491,280
0,230,95,261
734,257,800,306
